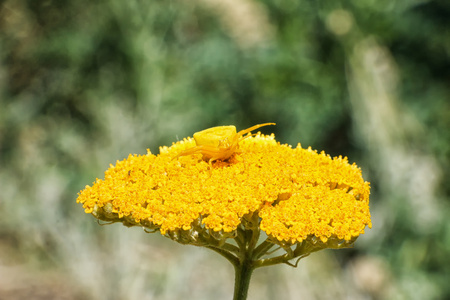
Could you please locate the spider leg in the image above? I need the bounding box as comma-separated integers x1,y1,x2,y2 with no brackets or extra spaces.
202,145,236,162
176,145,229,161
236,123,275,138
174,146,204,159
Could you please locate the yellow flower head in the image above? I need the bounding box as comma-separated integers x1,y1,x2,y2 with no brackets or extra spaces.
77,124,371,260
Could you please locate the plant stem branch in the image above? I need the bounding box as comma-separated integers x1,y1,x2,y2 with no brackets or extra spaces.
205,245,239,266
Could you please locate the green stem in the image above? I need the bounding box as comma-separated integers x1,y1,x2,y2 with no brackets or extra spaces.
252,238,275,259
205,245,239,266
233,258,254,300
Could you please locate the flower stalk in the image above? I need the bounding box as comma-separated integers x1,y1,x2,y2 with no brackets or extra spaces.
233,257,254,300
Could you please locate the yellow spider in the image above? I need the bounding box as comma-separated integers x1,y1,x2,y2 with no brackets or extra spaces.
175,123,275,164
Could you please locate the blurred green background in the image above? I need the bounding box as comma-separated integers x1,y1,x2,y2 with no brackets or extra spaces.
1,0,449,299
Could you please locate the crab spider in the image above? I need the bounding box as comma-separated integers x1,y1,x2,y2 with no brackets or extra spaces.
175,123,276,164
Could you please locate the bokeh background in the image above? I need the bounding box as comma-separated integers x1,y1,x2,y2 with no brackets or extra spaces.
1,0,449,299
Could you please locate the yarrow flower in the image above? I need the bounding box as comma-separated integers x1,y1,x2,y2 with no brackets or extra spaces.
77,124,371,300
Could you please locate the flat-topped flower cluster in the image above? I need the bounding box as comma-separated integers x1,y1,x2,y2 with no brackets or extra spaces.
77,132,371,248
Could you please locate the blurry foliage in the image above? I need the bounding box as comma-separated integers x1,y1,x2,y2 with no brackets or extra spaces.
0,0,449,299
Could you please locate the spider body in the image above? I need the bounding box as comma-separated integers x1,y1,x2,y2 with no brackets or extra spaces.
176,123,275,164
